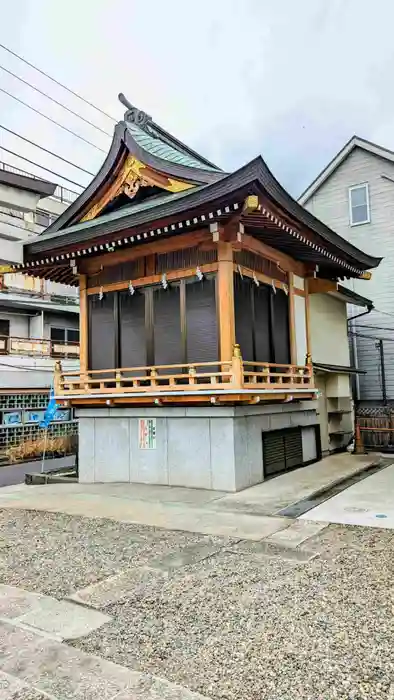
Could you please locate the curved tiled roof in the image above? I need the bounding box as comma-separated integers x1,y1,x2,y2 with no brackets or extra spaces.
126,123,220,172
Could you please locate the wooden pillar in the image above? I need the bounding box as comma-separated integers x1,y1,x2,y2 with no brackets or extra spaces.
304,278,312,364
54,359,62,395
217,241,235,362
288,272,297,365
79,274,88,374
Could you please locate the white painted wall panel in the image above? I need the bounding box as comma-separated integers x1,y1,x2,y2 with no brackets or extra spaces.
310,294,350,366
294,294,307,365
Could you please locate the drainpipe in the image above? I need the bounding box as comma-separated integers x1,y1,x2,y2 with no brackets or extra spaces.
347,306,374,324
377,339,387,405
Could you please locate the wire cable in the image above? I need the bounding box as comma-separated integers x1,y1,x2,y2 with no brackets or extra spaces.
0,150,84,189
358,323,394,332
0,359,58,372
0,42,117,123
0,125,95,176
0,64,112,138
0,86,106,153
350,330,394,342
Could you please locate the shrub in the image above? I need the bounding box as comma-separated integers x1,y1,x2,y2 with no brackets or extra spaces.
4,435,73,463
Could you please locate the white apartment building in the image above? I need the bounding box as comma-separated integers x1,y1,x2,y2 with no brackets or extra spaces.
0,162,80,461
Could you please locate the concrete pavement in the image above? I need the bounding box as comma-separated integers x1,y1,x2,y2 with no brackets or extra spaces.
0,452,381,541
0,455,75,487
301,461,394,528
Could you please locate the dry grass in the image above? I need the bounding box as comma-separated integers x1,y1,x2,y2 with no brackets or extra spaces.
4,435,73,463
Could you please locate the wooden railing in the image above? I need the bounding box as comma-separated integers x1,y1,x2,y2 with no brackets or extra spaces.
0,335,80,359
242,361,312,386
54,347,314,398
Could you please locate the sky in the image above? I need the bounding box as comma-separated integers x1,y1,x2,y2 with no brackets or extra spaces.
1,0,394,198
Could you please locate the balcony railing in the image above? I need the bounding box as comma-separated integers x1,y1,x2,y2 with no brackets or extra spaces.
0,161,80,204
0,336,80,359
54,351,314,402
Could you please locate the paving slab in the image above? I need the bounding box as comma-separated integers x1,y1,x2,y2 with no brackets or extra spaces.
301,462,394,528
0,619,42,661
0,585,111,641
68,567,169,609
0,671,53,700
0,671,26,699
0,620,212,700
115,675,211,699
0,488,289,540
0,631,140,700
0,586,45,620
148,542,223,572
226,539,318,563
264,519,328,547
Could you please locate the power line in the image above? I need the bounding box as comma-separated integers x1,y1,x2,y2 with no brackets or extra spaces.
0,359,55,372
0,149,84,189
0,125,95,176
373,308,394,320
0,86,106,153
358,323,394,332
350,331,394,342
0,42,117,123
0,64,112,138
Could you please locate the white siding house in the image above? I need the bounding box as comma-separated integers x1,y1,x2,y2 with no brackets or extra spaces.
309,286,371,454
299,136,394,404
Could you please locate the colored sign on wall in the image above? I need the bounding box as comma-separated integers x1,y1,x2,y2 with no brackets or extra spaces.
25,410,46,425
138,418,156,449
3,411,22,426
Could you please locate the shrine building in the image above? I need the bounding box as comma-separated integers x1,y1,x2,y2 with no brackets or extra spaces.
17,95,381,490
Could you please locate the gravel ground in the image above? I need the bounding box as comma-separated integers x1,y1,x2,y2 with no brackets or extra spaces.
0,509,228,598
0,509,393,700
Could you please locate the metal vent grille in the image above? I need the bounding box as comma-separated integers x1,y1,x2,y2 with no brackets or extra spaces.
262,428,303,477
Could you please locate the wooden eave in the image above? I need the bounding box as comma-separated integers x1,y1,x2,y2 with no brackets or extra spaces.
23,156,381,279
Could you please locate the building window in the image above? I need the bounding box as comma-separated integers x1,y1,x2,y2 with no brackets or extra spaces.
35,210,57,228
50,327,79,344
0,320,10,337
349,184,370,226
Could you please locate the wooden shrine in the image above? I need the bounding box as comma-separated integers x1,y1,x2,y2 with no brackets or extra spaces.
17,95,380,489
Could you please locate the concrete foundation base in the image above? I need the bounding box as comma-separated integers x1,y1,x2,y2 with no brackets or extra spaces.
76,401,319,492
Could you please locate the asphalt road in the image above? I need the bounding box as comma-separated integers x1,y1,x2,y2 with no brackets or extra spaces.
0,456,76,487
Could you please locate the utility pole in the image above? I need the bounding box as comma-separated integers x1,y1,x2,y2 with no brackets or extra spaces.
377,339,387,405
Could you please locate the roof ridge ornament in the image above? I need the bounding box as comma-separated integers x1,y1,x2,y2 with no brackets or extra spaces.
118,93,152,128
